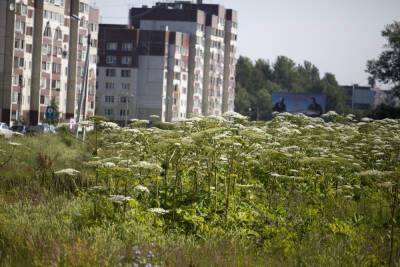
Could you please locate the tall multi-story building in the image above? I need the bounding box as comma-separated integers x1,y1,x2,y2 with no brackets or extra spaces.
0,0,99,126
97,25,190,123
96,1,237,123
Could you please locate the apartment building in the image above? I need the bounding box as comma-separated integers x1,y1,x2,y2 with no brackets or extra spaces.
0,0,98,126
97,25,190,123
96,0,237,123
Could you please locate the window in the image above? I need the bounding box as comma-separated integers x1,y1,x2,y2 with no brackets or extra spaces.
42,44,52,55
121,56,132,65
28,9,33,18
15,20,25,33
44,25,52,37
104,108,113,116
55,28,62,40
105,96,114,103
121,43,133,51
120,109,126,116
89,23,98,32
106,56,117,65
14,39,24,50
174,72,180,80
52,63,61,74
42,61,47,71
122,83,130,90
79,2,88,13
105,82,114,89
40,95,45,104
120,97,127,103
12,91,19,103
52,80,61,89
13,57,24,68
106,69,116,77
121,70,131,78
106,42,118,51
26,27,33,36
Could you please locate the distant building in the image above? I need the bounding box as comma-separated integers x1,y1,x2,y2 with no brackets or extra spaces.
97,25,190,123
341,84,375,110
96,1,238,123
0,0,99,126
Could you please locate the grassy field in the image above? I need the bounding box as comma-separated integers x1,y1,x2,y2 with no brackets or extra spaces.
0,112,399,266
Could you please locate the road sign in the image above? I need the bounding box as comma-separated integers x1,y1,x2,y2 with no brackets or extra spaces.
46,106,55,119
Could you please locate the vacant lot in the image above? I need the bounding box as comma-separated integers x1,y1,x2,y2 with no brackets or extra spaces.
0,113,399,266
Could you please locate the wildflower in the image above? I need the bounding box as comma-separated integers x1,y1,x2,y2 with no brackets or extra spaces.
220,156,228,162
378,182,393,188
119,159,133,166
123,128,141,133
103,162,116,168
361,117,373,123
54,168,80,176
281,145,301,153
223,111,248,120
8,142,21,147
84,161,102,167
233,142,242,148
135,185,150,193
135,161,162,172
109,195,131,204
148,208,169,215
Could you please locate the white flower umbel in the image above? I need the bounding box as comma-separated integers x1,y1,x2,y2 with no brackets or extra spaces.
8,142,21,147
148,208,169,215
109,195,131,204
103,162,116,168
54,168,80,176
135,185,150,193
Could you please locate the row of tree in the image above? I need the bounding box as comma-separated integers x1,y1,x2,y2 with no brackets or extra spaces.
235,20,400,120
234,56,346,120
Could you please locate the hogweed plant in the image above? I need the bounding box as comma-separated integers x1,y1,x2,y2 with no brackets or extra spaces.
1,112,400,265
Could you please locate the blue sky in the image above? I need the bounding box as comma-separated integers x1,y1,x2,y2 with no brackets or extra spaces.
92,0,400,86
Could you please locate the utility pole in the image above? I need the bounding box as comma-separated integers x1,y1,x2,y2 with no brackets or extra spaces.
18,75,23,124
75,30,91,139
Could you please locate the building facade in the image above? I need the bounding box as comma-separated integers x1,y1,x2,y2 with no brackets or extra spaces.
342,84,375,111
0,0,98,126
96,1,237,123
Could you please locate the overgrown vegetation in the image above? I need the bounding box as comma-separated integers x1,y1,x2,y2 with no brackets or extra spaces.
0,113,400,266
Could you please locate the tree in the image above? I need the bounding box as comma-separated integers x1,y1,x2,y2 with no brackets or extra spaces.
273,56,300,91
235,55,346,119
234,85,251,116
320,73,346,113
367,21,400,96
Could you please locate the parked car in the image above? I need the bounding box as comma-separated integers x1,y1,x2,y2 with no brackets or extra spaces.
11,125,27,134
0,122,15,138
26,125,45,135
0,122,9,130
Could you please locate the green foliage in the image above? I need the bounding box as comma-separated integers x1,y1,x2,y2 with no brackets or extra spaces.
367,21,400,96
0,115,400,266
372,104,400,119
235,56,347,119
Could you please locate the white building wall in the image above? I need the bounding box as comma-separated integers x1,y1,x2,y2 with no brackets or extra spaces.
96,66,138,122
137,55,166,120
